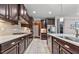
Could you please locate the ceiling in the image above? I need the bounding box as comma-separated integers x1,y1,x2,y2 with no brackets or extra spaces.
24,4,79,19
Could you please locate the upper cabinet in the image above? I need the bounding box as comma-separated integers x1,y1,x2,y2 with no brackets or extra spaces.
20,5,25,16
20,5,30,22
9,4,18,21
0,4,6,18
0,4,33,25
46,17,55,25
41,20,47,28
0,4,18,24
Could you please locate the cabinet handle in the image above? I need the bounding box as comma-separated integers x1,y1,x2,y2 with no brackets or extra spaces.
11,42,15,45
64,45,70,48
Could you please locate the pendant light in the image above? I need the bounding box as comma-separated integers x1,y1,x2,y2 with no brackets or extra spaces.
60,4,64,22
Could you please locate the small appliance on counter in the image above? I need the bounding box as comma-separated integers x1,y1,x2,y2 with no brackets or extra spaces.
47,25,56,33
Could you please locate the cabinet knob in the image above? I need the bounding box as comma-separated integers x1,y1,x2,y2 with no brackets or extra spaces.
11,42,15,45
64,45,70,48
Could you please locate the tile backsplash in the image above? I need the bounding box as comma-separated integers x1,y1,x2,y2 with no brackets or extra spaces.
0,18,30,36
0,19,19,35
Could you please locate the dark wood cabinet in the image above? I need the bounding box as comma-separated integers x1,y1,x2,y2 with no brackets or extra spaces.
47,35,53,53
47,35,79,54
20,5,24,16
0,4,6,18
20,5,29,21
19,38,25,54
9,4,18,21
3,45,18,54
60,47,71,54
25,37,28,49
41,33,47,40
53,39,60,54
0,4,33,25
0,34,33,54
0,4,18,20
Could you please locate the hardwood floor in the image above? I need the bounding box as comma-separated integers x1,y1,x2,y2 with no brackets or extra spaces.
24,38,50,54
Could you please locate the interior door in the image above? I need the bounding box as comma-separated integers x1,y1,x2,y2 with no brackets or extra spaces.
33,25,39,37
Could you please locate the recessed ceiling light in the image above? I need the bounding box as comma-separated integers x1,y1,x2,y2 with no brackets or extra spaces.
33,11,36,14
48,11,52,15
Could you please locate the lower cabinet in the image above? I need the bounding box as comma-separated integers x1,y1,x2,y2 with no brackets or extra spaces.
53,39,60,54
47,35,74,54
0,34,33,54
60,47,71,54
19,39,25,54
41,33,47,40
47,35,53,53
3,45,18,54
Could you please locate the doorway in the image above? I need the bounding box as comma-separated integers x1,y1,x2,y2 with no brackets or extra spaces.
33,21,41,38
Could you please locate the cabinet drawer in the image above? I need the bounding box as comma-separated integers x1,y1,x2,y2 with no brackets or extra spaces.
3,45,18,54
60,47,71,54
55,38,79,54
0,38,20,53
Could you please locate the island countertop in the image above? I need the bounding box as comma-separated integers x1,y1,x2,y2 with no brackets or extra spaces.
0,33,31,44
47,33,79,47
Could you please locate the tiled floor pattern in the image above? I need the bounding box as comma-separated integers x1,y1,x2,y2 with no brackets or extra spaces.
24,38,50,54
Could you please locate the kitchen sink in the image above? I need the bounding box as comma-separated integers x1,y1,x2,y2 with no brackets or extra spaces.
58,36,79,42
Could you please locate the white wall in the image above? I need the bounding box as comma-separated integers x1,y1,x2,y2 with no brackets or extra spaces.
63,17,79,34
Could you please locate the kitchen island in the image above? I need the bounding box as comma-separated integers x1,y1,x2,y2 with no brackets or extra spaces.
0,33,33,54
47,33,79,54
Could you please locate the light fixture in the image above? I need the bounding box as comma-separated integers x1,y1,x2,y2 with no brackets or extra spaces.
33,11,36,14
59,4,64,22
48,11,52,15
60,17,64,22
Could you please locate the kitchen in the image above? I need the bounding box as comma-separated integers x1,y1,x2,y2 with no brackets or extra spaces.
0,4,79,54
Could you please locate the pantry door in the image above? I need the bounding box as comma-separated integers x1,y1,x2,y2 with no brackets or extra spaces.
33,25,39,38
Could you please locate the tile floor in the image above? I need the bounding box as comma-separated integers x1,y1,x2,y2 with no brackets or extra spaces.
24,38,50,54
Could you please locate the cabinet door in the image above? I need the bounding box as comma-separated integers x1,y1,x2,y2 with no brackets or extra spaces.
24,37,28,50
0,4,6,18
27,35,30,46
60,47,71,54
25,38,28,49
3,45,18,54
19,39,25,54
20,5,27,17
47,35,52,53
53,39,60,54
20,5,24,16
9,4,18,20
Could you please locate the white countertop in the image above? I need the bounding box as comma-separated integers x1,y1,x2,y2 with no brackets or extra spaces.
47,33,79,47
0,33,31,44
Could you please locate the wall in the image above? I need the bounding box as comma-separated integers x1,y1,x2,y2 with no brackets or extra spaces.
0,18,20,35
0,18,30,36
63,17,79,34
